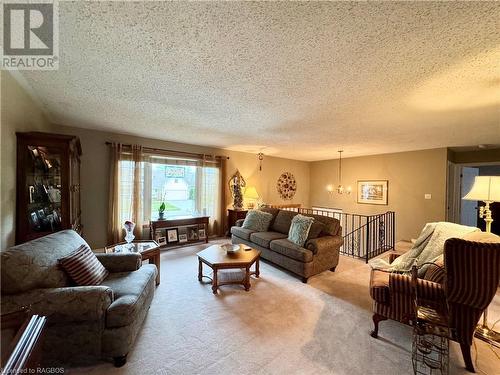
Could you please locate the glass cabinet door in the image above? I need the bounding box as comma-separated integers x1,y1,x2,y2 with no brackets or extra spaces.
24,145,64,236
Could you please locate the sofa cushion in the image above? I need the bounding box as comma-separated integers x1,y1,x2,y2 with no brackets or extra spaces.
288,214,314,246
259,207,280,227
102,264,157,328
242,210,273,232
309,214,341,236
1,230,90,294
370,270,390,304
231,226,255,241
250,231,287,248
271,210,298,234
58,244,109,286
269,239,313,262
307,220,325,240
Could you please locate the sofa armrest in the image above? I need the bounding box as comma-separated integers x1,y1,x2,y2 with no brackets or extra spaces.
96,252,142,272
305,235,343,255
1,286,113,323
389,273,444,301
235,219,244,227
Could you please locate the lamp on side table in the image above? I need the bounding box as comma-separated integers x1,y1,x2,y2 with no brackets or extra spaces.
463,175,500,347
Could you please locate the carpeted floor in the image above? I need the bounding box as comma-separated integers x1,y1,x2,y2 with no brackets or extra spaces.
70,241,500,374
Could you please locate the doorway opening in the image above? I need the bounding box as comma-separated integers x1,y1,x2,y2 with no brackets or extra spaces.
446,163,500,235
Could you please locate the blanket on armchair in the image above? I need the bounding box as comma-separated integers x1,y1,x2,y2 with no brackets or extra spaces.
369,222,479,276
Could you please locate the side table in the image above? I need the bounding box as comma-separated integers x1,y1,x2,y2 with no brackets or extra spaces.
226,209,248,236
105,240,161,285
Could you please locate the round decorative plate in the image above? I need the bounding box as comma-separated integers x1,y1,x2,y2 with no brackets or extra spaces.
277,172,297,200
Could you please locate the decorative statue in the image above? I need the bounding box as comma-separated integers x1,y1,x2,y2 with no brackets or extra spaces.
229,170,246,209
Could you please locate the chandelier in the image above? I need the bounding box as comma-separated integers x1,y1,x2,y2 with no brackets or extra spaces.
336,150,351,194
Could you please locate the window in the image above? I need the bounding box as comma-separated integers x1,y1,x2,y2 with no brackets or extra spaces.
118,156,220,225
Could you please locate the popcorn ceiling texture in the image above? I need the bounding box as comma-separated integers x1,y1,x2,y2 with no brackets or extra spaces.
21,2,500,161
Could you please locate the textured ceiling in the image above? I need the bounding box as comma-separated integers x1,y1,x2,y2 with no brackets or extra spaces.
19,1,500,161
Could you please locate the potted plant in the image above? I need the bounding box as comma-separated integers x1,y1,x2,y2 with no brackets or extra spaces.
158,202,166,220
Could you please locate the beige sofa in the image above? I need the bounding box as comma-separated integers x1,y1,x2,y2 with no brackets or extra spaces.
1,230,157,367
231,208,343,282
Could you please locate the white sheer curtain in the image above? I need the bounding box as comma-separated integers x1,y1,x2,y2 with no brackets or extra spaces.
197,158,221,236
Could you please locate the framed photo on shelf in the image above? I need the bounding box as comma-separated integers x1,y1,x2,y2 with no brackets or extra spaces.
157,236,167,246
357,180,388,205
178,233,188,243
188,227,199,241
166,228,179,243
198,228,206,239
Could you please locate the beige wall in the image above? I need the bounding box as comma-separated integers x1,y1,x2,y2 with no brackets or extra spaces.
309,148,449,241
0,72,53,249
50,124,310,248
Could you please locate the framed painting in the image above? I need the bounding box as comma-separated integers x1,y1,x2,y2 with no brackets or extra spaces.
357,180,388,205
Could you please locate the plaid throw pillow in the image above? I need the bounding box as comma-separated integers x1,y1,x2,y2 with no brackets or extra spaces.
59,244,109,286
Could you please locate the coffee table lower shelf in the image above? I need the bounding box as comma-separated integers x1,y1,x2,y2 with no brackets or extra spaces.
197,245,261,294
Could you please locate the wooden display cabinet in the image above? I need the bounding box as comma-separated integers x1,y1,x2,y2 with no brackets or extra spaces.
16,132,82,244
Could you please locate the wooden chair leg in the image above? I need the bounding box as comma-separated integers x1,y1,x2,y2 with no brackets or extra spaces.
460,342,475,373
370,313,387,338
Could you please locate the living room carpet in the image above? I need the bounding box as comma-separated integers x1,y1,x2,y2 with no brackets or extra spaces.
70,240,499,374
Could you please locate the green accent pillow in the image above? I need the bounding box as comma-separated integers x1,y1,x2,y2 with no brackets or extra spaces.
288,214,315,247
242,210,273,232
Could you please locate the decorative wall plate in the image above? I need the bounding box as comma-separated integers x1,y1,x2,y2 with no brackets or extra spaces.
277,172,297,200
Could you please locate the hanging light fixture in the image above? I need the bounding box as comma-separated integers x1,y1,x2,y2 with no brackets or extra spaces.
257,152,264,171
336,150,351,194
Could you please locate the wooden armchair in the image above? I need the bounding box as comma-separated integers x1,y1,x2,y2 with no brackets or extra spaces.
369,235,500,372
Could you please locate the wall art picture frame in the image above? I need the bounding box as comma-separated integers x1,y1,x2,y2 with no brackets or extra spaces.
198,228,206,239
166,228,179,243
357,180,388,205
178,233,188,243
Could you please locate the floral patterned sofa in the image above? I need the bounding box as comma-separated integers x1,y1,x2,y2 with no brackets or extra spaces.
0,230,157,367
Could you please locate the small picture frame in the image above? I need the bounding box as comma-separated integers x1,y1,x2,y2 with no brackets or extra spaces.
166,228,179,243
357,180,388,205
157,236,167,246
178,233,188,243
188,227,199,241
198,228,206,239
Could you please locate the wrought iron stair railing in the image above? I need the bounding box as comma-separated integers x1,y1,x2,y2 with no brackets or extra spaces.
274,206,395,262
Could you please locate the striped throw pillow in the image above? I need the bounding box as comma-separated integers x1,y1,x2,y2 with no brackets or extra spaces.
59,244,109,286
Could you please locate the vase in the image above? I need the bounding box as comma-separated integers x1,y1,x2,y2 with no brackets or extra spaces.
158,212,165,220
123,222,135,249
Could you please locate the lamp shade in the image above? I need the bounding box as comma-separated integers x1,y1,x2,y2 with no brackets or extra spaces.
463,176,500,202
243,186,259,200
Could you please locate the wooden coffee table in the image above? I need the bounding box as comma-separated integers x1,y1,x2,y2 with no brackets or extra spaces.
105,240,161,285
197,244,260,294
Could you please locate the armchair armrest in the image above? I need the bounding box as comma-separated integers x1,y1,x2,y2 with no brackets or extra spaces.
305,235,343,255
1,286,113,323
389,273,444,301
235,219,244,227
96,252,141,272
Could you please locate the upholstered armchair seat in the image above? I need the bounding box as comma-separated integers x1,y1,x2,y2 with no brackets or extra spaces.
103,265,157,328
0,230,157,367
